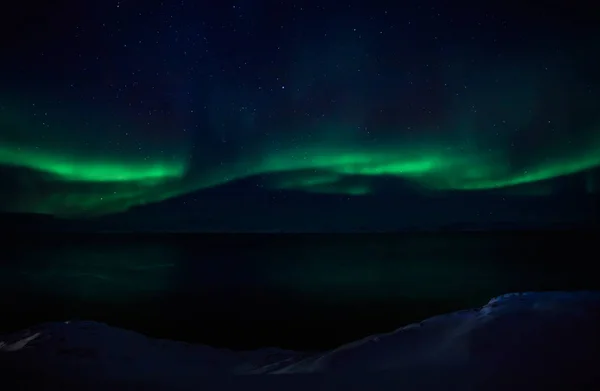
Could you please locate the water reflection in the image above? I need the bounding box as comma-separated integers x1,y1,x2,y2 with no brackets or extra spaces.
1,234,595,306
2,242,180,303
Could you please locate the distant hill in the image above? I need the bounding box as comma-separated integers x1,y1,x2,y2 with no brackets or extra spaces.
1,191,596,233
0,212,108,232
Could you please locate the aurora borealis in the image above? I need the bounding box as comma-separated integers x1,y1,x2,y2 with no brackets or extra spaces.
1,1,599,219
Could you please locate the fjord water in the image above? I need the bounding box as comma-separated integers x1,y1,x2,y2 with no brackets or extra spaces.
0,233,596,350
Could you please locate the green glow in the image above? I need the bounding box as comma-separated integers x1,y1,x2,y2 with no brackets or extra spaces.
1,91,600,216
0,100,193,216
266,171,372,195
0,144,187,183
254,125,600,194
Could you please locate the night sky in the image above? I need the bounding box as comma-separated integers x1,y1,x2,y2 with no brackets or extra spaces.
1,1,599,226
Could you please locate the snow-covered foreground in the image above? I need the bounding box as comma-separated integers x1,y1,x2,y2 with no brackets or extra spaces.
1,291,599,390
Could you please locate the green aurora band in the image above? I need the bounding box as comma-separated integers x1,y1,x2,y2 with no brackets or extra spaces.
1,112,599,217
1,67,600,217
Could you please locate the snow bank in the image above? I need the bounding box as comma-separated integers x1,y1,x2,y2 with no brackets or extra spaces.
1,291,599,390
